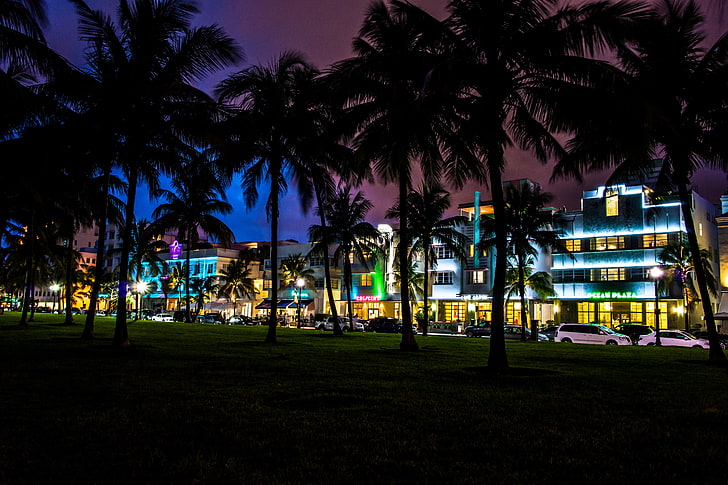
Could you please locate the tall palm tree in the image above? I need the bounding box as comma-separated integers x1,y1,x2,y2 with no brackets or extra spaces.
127,220,168,283
392,255,425,318
479,183,567,341
504,260,556,341
659,241,717,331
216,51,325,344
553,0,728,361
387,181,468,336
309,186,380,330
330,1,461,350
68,0,242,347
442,0,647,369
153,157,234,322
278,253,315,328
218,254,257,317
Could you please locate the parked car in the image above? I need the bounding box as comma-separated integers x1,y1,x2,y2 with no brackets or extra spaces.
540,325,559,341
556,323,631,345
198,312,225,324
638,330,711,349
317,316,350,331
614,324,654,344
227,315,252,325
690,330,728,348
465,322,491,338
150,313,173,322
503,324,549,341
365,317,402,333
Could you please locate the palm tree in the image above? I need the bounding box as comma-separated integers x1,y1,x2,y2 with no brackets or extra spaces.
127,220,168,283
392,254,425,319
278,253,315,328
479,183,567,342
218,254,258,317
553,0,728,361
659,241,717,331
504,260,556,341
216,51,325,344
309,186,380,331
441,0,647,369
153,157,234,322
387,181,468,336
67,0,242,347
188,276,219,317
329,1,462,351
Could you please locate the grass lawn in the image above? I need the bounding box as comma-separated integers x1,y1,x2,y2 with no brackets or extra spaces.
1,312,727,484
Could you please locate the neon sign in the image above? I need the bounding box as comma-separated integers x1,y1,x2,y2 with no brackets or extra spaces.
587,291,637,299
170,240,182,260
356,295,379,302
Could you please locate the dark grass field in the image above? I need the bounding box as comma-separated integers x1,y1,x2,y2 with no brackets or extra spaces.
1,313,727,484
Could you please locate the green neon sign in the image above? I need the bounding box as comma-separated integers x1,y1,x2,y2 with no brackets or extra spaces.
587,291,637,299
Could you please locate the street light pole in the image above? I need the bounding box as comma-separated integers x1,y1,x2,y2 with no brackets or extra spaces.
650,266,664,346
296,278,305,329
50,284,60,313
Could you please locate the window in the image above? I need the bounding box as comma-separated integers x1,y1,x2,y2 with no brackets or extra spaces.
108,231,115,240
468,271,486,284
360,274,373,286
207,264,214,274
643,233,668,248
591,268,626,281
605,190,619,216
434,246,454,259
433,272,453,285
263,279,272,289
563,239,582,252
591,236,625,251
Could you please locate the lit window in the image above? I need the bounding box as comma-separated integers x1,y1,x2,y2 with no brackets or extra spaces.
469,271,486,284
360,274,372,286
606,194,619,216
433,272,453,285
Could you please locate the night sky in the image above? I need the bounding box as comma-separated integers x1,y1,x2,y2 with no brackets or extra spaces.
44,0,728,243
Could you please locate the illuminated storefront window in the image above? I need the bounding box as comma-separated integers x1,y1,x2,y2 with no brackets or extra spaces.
578,301,595,323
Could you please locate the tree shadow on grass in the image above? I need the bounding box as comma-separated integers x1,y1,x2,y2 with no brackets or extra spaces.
463,366,560,379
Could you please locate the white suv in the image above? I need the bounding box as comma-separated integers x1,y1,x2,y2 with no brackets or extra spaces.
556,323,631,345
316,316,350,331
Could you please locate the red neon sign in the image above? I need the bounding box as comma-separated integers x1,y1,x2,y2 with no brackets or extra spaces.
355,295,379,302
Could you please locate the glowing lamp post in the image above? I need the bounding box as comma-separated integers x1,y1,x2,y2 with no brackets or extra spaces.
49,284,60,313
650,266,664,346
296,278,305,328
134,281,149,320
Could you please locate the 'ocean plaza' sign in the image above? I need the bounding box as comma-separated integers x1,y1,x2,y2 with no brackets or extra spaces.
587,291,637,299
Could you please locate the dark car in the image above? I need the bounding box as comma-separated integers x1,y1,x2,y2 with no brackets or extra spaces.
504,324,549,341
690,330,728,348
464,322,491,338
227,315,252,325
541,325,559,341
614,324,654,344
198,312,225,324
365,317,402,333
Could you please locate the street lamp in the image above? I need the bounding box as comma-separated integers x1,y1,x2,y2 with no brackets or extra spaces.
296,278,305,328
49,284,60,313
134,281,149,320
650,266,664,346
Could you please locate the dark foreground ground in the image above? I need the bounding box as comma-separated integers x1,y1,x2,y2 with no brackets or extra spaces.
1,313,727,484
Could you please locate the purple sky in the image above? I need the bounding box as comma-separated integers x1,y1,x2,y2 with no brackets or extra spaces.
44,0,728,243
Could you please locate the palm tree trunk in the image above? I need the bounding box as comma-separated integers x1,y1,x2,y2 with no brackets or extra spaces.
683,286,690,332
345,252,354,329
488,165,509,370
398,175,417,351
518,261,528,342
315,186,342,336
113,166,138,348
677,181,725,362
83,165,111,339
265,163,281,344
63,228,75,325
184,226,192,323
423,238,430,337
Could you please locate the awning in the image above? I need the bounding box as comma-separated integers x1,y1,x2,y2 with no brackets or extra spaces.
255,299,313,309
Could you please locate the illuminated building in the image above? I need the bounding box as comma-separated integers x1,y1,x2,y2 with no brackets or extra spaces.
552,183,719,330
